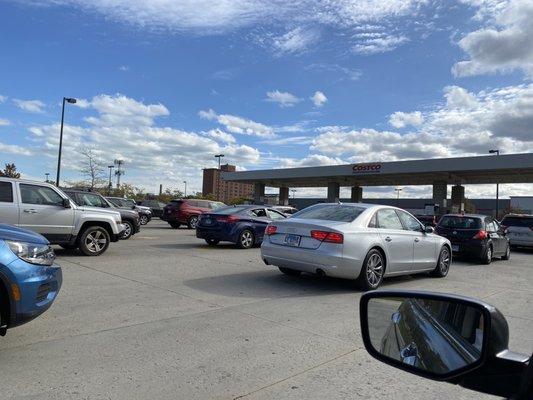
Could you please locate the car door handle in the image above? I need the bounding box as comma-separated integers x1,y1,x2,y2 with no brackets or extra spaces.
414,238,420,242
385,237,392,242
23,209,37,214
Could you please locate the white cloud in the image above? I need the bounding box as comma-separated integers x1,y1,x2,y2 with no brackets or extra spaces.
454,0,533,77
118,65,130,71
444,86,479,109
279,154,345,168
0,142,33,156
0,95,6,103
389,111,424,128
13,99,46,113
260,136,313,146
0,118,10,126
204,128,236,144
271,27,320,55
310,91,327,107
305,63,362,81
198,109,275,138
265,90,301,107
353,34,408,54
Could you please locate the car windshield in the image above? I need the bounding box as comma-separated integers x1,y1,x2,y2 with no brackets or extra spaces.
438,216,482,229
501,216,533,228
292,204,364,222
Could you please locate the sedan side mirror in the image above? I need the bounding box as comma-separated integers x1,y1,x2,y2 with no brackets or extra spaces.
360,290,531,399
62,198,71,208
424,226,435,234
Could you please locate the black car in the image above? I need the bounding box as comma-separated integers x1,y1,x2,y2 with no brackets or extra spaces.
138,200,167,218
435,214,510,264
106,197,152,225
63,189,141,240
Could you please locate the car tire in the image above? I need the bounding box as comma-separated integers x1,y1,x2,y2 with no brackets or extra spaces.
482,245,492,265
502,243,511,260
187,216,199,229
278,267,301,277
237,229,255,249
139,215,149,225
430,246,451,278
120,220,133,240
205,238,219,246
357,249,385,291
78,226,110,256
169,222,181,229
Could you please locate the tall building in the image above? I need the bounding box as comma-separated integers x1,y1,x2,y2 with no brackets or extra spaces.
203,164,253,203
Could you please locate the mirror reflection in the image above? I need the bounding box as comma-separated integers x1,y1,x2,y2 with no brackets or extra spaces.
368,297,484,375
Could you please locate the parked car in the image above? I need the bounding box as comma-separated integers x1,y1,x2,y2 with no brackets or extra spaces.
261,203,451,290
161,199,226,229
500,214,533,249
415,214,438,227
0,224,62,336
435,214,510,264
63,189,140,240
360,290,532,399
196,205,287,248
272,206,299,215
138,200,167,218
106,197,152,225
0,178,124,256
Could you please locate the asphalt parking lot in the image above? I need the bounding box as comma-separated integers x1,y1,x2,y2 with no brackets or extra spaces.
1,220,532,400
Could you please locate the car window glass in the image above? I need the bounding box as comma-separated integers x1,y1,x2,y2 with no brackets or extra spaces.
267,209,285,220
80,193,107,208
501,216,533,228
377,209,404,230
397,210,423,232
187,200,198,207
292,204,364,222
438,216,482,229
20,184,63,206
486,221,497,233
251,209,267,218
0,181,14,202
368,212,377,228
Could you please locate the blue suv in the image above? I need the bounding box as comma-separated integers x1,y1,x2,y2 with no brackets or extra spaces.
0,224,62,336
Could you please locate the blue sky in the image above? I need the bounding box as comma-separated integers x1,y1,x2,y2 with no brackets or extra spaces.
1,0,532,198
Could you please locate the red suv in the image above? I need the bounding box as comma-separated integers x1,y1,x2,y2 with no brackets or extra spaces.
162,199,226,229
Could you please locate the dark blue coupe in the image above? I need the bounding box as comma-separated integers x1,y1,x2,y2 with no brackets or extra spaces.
196,205,287,249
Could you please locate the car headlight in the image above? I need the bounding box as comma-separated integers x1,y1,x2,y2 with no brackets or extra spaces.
6,241,56,266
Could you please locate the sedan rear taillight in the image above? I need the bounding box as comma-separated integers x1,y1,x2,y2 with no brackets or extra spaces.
473,230,488,240
216,215,240,223
311,230,344,244
265,225,277,235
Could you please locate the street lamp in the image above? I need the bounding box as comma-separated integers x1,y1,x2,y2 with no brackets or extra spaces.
107,165,114,195
183,180,187,198
395,187,403,206
489,149,500,218
214,154,225,201
55,97,77,186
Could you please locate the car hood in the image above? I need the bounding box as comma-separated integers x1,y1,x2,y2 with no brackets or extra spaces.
77,206,122,218
0,224,49,245
117,209,139,219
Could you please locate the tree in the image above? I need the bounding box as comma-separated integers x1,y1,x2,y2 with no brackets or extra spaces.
0,163,21,178
80,147,106,189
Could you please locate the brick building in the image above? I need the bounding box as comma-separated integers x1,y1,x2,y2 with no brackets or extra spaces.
203,164,253,203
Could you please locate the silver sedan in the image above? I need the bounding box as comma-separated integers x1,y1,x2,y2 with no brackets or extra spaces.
260,203,452,290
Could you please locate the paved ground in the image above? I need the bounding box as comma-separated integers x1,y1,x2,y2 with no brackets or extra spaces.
1,220,532,399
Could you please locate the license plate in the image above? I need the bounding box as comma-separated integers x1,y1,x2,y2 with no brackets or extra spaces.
284,234,301,247
452,244,459,252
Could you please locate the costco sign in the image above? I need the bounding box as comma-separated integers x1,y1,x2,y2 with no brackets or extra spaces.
352,163,382,174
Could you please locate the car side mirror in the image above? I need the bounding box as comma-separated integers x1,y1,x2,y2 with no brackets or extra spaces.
424,226,435,234
62,198,71,208
360,290,531,399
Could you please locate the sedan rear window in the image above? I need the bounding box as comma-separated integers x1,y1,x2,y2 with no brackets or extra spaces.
292,204,364,222
501,216,533,228
438,216,482,229
212,206,248,215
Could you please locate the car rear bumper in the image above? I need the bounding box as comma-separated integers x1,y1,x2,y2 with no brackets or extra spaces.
7,259,62,328
261,240,361,280
449,241,486,259
196,227,237,243
508,236,533,247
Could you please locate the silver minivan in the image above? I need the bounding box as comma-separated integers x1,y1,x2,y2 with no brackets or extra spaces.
501,214,533,248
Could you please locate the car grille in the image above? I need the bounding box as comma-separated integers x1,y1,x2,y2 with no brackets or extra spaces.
36,283,51,302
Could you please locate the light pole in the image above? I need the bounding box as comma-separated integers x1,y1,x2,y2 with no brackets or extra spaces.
183,180,187,198
395,187,402,206
489,149,500,218
56,97,77,186
107,165,114,195
214,154,225,201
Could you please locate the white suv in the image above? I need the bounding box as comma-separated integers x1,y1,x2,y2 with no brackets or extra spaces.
0,178,125,256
